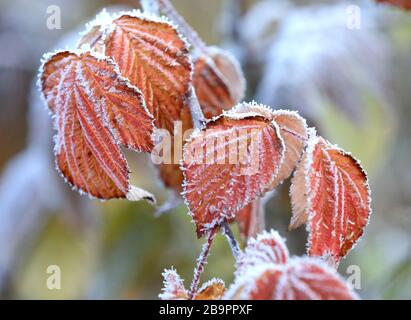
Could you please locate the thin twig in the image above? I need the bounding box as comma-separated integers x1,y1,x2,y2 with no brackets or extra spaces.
221,221,242,264
187,86,206,129
189,227,218,299
156,0,208,54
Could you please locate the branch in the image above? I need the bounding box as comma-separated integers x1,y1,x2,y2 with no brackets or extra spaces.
189,227,217,299
156,0,208,54
187,86,206,129
221,221,242,264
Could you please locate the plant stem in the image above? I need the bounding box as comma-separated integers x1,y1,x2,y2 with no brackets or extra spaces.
156,0,208,54
187,86,206,129
221,221,242,264
189,227,217,299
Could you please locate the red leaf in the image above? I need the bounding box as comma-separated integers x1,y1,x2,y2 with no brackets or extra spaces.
182,105,285,237
376,0,411,10
39,50,155,200
158,48,245,195
193,47,245,119
230,104,308,189
226,104,307,239
79,11,193,197
235,200,265,240
157,104,193,194
227,258,358,300
82,12,192,132
158,161,184,194
236,230,289,276
290,134,371,263
269,111,308,189
194,278,226,300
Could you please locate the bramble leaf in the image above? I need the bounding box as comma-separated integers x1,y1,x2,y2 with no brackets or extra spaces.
231,103,308,189
236,230,289,276
159,268,188,300
227,257,358,300
227,230,358,300
182,104,285,237
39,50,155,200
290,134,371,264
194,278,226,300
222,104,307,240
157,104,193,195
80,11,192,132
158,47,245,196
159,268,225,300
193,47,245,119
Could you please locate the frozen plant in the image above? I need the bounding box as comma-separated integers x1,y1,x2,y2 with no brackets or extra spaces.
36,0,402,300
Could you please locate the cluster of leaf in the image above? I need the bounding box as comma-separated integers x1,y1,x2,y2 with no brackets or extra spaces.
38,3,372,300
39,9,245,202
182,102,371,266
160,230,358,300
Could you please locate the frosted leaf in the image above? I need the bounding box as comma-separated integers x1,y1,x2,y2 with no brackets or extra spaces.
159,268,225,300
229,102,308,189
77,25,107,54
290,134,372,263
158,163,185,194
226,257,359,300
80,10,193,199
80,10,192,132
1,29,99,289
226,230,358,300
39,50,155,200
236,229,289,277
159,268,189,300
159,45,246,196
269,110,308,189
126,185,156,205
194,278,226,300
289,151,310,229
156,103,193,195
193,47,246,119
235,199,265,241
182,107,285,237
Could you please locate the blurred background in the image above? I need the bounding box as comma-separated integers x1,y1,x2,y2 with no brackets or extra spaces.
0,0,410,299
